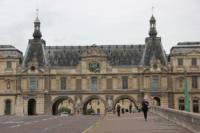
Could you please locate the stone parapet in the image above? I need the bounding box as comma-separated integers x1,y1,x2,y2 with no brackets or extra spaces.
151,106,200,133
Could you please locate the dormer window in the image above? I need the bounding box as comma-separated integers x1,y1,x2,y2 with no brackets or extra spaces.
192,58,197,66
6,61,12,69
177,58,183,66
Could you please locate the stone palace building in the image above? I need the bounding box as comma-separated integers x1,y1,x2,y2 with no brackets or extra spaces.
0,15,200,115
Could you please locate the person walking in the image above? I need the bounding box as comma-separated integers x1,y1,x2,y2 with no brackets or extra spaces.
116,105,121,117
129,104,132,114
142,100,149,121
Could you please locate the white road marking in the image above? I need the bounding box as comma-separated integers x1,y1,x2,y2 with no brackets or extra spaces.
10,124,21,128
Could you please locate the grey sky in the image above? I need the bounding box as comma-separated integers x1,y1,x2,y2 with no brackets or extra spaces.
0,0,199,54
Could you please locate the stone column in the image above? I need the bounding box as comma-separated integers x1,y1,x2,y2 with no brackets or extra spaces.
106,95,113,112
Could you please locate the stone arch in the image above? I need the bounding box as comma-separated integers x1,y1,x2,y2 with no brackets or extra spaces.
4,99,12,115
51,96,75,115
113,95,138,111
82,95,107,115
152,97,161,106
28,99,36,115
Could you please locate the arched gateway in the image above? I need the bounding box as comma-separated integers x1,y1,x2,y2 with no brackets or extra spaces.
113,95,138,113
52,96,75,115
28,99,36,115
82,96,107,115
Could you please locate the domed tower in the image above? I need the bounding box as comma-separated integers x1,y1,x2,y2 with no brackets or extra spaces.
22,12,47,68
33,16,42,39
149,15,157,37
140,15,167,67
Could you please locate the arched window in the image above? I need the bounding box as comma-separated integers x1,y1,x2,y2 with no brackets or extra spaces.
4,99,11,115
179,97,185,111
193,97,199,113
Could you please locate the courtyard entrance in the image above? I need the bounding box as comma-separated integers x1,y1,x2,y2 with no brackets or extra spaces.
114,96,137,113
28,99,36,115
52,97,74,115
4,99,11,115
83,98,106,115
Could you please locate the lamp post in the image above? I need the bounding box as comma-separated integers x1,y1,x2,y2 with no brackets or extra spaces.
184,69,190,112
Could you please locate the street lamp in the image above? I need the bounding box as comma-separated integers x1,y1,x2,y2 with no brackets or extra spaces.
184,68,190,112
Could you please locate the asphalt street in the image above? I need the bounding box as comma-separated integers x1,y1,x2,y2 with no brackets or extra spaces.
0,115,101,133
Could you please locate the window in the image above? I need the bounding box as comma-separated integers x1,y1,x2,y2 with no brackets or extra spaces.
122,76,128,89
177,58,183,66
60,77,66,90
76,79,82,90
191,58,197,66
106,78,112,89
91,77,97,91
193,98,199,113
179,98,185,110
151,75,159,91
6,61,12,69
192,76,198,89
29,77,37,91
179,79,183,88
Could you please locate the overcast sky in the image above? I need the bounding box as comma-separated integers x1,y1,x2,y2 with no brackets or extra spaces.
0,0,199,54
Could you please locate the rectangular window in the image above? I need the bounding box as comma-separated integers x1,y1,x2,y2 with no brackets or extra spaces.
6,61,12,69
29,77,37,91
179,79,183,88
91,77,97,91
151,75,159,91
76,79,82,90
106,79,113,90
192,76,198,89
122,76,128,89
60,77,66,90
192,58,197,66
177,58,183,66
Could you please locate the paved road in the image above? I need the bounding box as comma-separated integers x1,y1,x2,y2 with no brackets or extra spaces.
0,115,101,133
86,112,193,133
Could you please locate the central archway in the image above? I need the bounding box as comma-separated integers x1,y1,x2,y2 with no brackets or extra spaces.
82,96,106,115
28,99,36,115
52,96,75,115
113,95,137,113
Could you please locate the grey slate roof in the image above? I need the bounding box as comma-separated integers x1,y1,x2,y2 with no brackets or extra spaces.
140,37,167,66
170,42,200,55
45,45,145,67
0,45,22,59
22,39,47,67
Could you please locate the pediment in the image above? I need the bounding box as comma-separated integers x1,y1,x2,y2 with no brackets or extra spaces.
81,45,107,58
185,50,200,55
21,66,45,74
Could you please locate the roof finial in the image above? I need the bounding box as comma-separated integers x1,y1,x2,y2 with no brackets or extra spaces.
152,6,154,16
36,8,39,17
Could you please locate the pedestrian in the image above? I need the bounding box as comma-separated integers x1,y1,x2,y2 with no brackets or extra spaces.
142,99,149,121
116,104,121,117
121,108,124,114
129,104,132,113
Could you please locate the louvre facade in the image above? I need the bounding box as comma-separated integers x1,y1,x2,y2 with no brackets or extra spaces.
0,15,200,115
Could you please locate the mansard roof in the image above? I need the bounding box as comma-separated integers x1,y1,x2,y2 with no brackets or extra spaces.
170,42,200,55
22,39,47,67
45,44,145,67
0,45,22,59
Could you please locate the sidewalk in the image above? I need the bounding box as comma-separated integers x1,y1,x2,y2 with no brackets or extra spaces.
86,112,192,133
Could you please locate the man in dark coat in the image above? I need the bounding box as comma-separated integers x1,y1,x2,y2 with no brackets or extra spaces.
129,104,132,113
116,105,121,117
142,100,149,121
